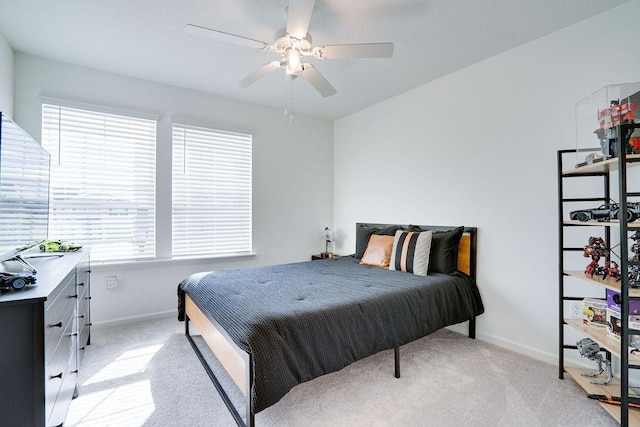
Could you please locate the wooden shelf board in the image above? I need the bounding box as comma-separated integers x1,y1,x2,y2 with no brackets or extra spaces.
563,220,640,228
564,318,640,363
563,154,640,176
564,270,640,297
565,366,640,424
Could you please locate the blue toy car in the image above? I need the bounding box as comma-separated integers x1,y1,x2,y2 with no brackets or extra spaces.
0,271,36,291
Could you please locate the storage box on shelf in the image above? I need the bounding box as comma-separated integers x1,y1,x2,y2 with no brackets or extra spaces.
607,289,640,316
582,297,607,328
560,81,640,426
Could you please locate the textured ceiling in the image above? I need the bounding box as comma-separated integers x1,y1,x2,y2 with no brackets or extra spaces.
0,0,629,120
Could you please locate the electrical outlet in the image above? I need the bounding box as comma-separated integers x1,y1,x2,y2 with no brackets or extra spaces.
105,276,118,289
570,301,583,318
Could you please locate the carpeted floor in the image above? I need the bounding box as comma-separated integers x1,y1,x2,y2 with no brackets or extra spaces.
67,316,617,426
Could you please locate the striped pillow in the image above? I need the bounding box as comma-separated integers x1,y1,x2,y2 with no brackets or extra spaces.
389,230,433,276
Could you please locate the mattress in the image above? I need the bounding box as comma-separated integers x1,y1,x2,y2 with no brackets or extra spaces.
178,255,484,412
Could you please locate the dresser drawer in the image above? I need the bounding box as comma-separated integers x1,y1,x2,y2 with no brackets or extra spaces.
78,323,90,365
44,275,77,360
45,319,75,423
47,345,78,427
78,292,89,324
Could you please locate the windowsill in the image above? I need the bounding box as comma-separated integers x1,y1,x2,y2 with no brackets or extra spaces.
90,252,257,271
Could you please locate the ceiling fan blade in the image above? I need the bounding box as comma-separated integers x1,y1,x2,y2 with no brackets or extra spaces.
315,43,394,59
185,24,268,50
239,61,282,88
300,64,337,97
286,0,316,39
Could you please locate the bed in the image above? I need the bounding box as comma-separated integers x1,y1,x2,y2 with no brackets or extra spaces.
177,223,484,426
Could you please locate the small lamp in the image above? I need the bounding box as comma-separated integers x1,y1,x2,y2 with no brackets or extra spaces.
321,227,336,258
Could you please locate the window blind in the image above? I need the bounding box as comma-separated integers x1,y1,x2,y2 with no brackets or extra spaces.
172,123,252,258
42,104,157,262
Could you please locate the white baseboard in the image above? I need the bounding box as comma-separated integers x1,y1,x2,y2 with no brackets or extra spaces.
92,310,177,330
447,323,591,368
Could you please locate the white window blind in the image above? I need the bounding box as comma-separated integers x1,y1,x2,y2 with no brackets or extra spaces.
42,104,157,262
172,123,252,258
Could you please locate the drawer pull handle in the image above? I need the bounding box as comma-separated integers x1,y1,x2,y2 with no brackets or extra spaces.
69,332,78,337
80,346,86,351
72,369,78,374
87,323,93,326
70,294,78,299
50,372,63,380
78,282,85,287
86,296,92,300
49,322,63,328
79,314,85,319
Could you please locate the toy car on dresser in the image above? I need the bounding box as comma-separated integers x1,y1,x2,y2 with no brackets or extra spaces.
570,202,640,222
38,239,82,252
0,271,36,291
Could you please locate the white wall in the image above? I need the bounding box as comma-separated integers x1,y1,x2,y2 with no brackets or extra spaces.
333,0,640,363
14,53,333,324
0,32,13,116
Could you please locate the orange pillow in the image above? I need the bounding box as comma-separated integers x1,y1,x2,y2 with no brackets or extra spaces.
360,234,395,268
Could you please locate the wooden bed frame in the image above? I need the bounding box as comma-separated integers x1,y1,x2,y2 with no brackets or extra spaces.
184,224,478,427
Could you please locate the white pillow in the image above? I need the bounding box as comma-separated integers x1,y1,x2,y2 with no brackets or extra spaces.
389,230,433,276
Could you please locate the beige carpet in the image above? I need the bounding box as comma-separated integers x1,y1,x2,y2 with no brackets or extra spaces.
67,316,616,426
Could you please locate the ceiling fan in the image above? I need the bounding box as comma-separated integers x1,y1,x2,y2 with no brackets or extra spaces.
185,0,394,98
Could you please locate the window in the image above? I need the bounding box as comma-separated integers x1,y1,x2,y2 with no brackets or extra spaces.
172,123,252,258
42,103,157,262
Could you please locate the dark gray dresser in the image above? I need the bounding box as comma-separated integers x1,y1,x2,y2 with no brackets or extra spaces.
0,249,90,427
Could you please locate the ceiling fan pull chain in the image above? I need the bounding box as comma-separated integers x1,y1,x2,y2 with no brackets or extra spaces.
289,76,294,123
284,73,289,118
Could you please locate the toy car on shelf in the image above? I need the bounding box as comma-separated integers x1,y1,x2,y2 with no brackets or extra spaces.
0,271,36,291
38,239,82,252
570,202,640,222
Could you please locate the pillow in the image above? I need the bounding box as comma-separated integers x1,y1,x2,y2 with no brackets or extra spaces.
389,230,433,276
359,234,395,268
355,225,400,259
429,226,465,274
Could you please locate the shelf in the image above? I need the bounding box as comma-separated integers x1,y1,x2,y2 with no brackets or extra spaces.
564,270,640,297
565,318,640,363
565,366,640,425
559,142,640,425
563,154,640,176
563,220,640,228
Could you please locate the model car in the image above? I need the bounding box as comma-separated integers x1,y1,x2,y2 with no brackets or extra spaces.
38,239,82,252
570,202,640,222
0,271,36,291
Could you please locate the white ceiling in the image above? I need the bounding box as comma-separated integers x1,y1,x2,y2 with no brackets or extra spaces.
0,0,629,120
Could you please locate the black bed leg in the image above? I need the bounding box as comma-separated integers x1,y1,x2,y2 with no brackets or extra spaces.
394,347,400,378
185,315,190,335
246,353,254,427
469,317,476,339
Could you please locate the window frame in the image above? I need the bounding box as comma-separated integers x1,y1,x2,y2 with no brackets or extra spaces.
171,121,253,259
41,100,158,263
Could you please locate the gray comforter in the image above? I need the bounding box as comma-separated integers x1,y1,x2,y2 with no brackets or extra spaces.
178,256,484,413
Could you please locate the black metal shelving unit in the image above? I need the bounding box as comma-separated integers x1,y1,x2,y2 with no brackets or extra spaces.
558,123,640,426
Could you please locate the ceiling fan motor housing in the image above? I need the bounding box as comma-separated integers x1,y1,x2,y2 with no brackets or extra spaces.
270,28,313,55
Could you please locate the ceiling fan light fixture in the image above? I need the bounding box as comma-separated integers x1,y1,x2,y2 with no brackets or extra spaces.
285,48,302,75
